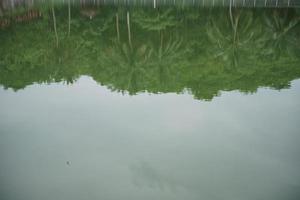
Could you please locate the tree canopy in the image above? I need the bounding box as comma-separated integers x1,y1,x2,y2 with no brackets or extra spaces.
0,6,300,100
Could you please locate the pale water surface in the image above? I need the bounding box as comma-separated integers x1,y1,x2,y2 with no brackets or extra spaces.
0,77,300,200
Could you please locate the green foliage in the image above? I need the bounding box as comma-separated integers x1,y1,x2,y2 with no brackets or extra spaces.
0,6,300,100
132,8,178,31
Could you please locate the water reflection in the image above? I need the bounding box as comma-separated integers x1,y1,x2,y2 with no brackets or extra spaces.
1,5,300,100
1,4,300,200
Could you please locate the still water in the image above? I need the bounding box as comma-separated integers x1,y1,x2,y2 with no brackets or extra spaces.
1,3,300,200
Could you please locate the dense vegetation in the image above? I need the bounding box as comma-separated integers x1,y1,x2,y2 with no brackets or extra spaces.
0,6,300,100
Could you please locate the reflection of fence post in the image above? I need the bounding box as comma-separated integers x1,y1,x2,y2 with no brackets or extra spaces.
154,0,156,8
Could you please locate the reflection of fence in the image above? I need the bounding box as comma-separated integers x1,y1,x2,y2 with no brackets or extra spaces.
1,0,300,8
0,10,42,29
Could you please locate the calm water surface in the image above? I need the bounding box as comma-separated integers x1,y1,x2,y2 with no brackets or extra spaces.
0,4,300,200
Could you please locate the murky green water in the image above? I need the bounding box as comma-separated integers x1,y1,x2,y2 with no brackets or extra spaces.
1,4,300,200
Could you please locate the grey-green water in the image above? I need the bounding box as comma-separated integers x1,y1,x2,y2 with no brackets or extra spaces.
1,77,300,200
1,4,300,200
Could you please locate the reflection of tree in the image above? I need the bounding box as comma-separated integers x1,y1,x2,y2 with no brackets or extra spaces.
133,8,178,48
206,9,260,68
150,37,186,91
95,40,153,94
1,6,300,101
131,9,185,90
262,9,300,59
133,9,178,32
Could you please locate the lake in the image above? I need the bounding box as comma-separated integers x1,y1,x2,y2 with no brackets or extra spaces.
0,2,300,200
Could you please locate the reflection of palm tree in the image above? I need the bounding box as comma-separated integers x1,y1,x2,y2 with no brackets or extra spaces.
103,37,185,93
133,9,178,31
133,8,178,48
152,37,185,87
206,9,258,68
100,8,187,92
99,40,153,94
262,9,300,59
131,8,184,86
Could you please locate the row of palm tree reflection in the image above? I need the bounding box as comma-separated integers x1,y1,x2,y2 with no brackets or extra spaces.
1,6,300,100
